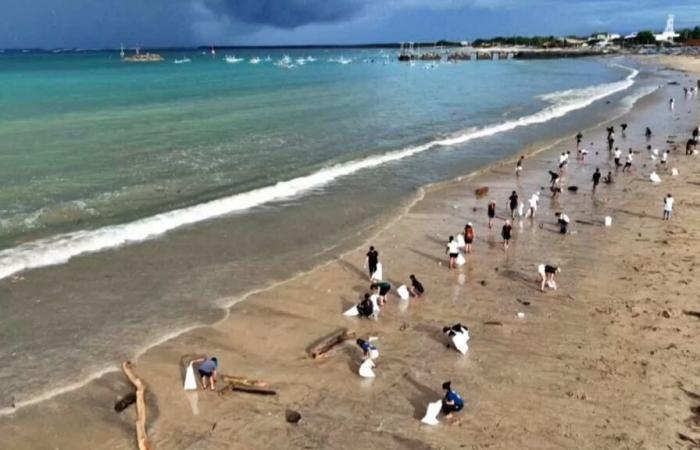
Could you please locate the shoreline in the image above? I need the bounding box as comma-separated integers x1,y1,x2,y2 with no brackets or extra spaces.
2,55,698,449
0,60,646,418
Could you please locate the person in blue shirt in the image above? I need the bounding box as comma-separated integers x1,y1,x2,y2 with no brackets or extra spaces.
356,339,377,360
194,356,218,391
441,381,464,418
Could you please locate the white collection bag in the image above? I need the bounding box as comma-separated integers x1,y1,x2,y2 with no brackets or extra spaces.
456,253,466,266
396,285,410,300
371,263,383,281
421,400,443,425
184,362,198,391
358,359,376,378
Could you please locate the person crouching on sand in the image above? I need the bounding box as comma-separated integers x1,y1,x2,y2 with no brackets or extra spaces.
604,171,614,184
446,236,459,269
538,264,560,291
357,293,375,318
464,223,475,254
501,220,512,250
441,381,465,419
371,282,391,306
194,356,218,391
555,212,570,234
356,338,378,360
663,193,674,221
409,274,425,297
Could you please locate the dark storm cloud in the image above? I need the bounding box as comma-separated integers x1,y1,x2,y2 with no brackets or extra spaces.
201,0,370,28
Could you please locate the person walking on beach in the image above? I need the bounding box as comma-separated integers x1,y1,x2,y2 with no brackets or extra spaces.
669,97,675,110
409,274,425,297
549,170,560,187
663,193,674,221
193,357,218,391
515,155,524,177
613,147,622,170
365,246,379,279
538,264,561,291
558,152,568,171
645,127,652,140
526,192,539,219
501,220,512,250
576,132,583,148
592,168,601,193
620,123,628,137
487,201,496,229
508,191,519,220
446,236,459,269
622,149,633,173
464,223,475,253
687,138,696,156
556,212,570,234
441,381,465,419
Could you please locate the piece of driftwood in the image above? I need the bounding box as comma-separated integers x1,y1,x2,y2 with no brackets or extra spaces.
122,361,151,450
114,392,137,413
231,385,277,396
483,321,503,326
475,187,489,198
309,329,355,359
221,374,269,388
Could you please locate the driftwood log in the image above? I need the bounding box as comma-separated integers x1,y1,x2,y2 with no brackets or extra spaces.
309,329,355,359
122,361,151,450
219,374,276,396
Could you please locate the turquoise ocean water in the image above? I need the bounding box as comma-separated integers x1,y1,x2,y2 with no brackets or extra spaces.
0,48,665,412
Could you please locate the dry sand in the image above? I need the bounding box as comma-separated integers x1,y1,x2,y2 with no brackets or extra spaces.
2,56,700,449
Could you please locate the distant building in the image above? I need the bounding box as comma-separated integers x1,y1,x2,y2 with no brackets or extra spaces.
654,15,680,42
460,41,470,47
590,33,621,47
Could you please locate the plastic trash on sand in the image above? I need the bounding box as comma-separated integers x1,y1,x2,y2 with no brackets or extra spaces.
672,168,679,176
649,172,661,184
397,285,410,300
421,400,443,425
604,216,612,227
184,362,198,390
343,305,359,316
359,359,376,378
451,332,469,355
517,312,525,319
371,263,383,281
456,253,466,266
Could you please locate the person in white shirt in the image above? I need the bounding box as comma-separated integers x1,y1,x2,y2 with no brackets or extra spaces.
526,193,539,219
663,193,674,220
557,212,570,234
660,150,669,168
622,149,633,172
558,152,568,171
613,147,622,169
446,236,460,269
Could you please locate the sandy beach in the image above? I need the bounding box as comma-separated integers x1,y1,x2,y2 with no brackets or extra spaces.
2,56,700,449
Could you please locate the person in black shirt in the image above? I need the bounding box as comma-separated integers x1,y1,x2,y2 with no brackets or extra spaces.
409,274,425,297
575,132,583,148
357,294,374,318
501,220,512,250
365,246,378,278
592,168,601,192
487,201,496,229
508,191,518,220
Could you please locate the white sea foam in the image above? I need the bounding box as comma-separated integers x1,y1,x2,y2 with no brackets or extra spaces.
0,65,638,282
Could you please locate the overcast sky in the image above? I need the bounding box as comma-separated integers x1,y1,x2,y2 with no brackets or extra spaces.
1,0,698,48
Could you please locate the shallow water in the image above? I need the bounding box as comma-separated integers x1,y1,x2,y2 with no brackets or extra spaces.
0,50,678,411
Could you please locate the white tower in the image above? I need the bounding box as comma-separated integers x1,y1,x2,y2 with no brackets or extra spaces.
665,15,675,34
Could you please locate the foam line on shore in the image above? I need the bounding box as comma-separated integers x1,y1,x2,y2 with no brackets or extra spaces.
0,66,638,282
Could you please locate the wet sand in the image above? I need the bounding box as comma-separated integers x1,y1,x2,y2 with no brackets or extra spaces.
2,57,700,449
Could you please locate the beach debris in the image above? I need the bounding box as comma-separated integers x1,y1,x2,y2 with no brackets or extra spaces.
399,322,409,331
672,168,679,176
220,374,277,396
567,186,579,192
309,329,355,359
421,400,443,425
516,299,531,306
483,321,503,326
121,361,151,450
285,409,302,424
517,312,525,319
358,359,376,378
114,392,137,413
474,186,489,198
682,310,700,320
605,216,612,227
183,362,198,391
